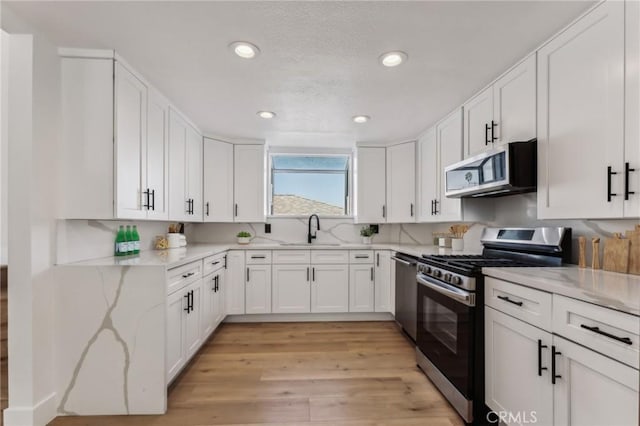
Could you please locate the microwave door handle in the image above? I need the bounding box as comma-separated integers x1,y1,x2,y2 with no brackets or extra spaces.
417,274,475,307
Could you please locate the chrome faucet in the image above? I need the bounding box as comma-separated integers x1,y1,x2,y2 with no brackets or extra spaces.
308,214,320,244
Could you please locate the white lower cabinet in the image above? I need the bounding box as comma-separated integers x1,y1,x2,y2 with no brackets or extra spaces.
226,251,245,314
183,280,202,359
245,264,272,314
485,306,553,426
349,264,374,312
311,264,349,313
201,269,224,339
374,251,392,313
272,264,311,313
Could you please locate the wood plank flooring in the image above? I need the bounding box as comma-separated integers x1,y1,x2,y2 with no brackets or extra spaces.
49,321,464,426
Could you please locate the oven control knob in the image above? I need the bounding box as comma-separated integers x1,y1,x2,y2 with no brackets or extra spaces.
433,269,442,278
451,276,462,285
424,266,432,274
444,273,452,282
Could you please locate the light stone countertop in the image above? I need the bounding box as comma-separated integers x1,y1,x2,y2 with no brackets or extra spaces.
61,242,481,269
483,266,640,317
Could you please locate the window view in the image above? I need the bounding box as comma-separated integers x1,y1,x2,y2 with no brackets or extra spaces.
270,155,350,216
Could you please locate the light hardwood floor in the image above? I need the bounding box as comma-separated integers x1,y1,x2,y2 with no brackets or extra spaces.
49,321,464,426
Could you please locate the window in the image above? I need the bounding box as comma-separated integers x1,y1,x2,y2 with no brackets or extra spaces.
269,154,351,216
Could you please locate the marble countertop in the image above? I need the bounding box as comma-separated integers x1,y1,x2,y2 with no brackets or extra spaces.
61,242,481,269
483,266,640,317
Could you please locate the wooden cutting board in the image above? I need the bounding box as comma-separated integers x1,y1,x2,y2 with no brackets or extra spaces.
603,234,630,273
626,228,640,275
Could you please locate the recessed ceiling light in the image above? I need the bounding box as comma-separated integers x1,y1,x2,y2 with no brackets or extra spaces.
257,111,276,119
379,51,408,67
230,41,260,59
352,115,370,124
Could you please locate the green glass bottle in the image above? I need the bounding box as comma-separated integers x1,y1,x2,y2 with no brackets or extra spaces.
125,225,133,255
115,225,126,257
132,225,140,255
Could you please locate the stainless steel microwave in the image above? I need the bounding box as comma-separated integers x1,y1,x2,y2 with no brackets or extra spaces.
444,139,536,198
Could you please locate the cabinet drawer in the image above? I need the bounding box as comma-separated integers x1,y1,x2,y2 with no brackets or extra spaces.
203,252,226,275
167,260,202,295
311,250,349,264
485,277,552,331
245,250,272,264
272,250,311,264
553,295,639,369
350,250,374,264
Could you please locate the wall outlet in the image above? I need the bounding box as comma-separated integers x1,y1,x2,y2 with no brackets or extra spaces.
265,223,271,234
370,224,379,234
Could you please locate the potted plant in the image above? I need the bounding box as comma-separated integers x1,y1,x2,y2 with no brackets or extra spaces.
237,231,252,245
360,226,374,244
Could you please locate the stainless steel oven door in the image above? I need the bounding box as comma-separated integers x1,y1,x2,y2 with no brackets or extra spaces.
416,272,475,399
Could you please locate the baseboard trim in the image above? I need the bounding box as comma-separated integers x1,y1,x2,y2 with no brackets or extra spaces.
224,312,395,323
4,392,56,426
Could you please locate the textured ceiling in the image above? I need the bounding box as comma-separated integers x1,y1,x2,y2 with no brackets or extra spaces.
3,1,594,146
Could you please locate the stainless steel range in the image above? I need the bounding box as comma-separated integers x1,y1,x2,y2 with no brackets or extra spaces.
415,227,571,424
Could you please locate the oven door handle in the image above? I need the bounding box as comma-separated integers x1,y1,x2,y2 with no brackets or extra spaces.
417,273,475,307
391,256,416,266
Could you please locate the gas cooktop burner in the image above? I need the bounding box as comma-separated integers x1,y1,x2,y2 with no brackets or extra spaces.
420,254,541,276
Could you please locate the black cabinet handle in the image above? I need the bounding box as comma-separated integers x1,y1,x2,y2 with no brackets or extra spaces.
485,123,490,145
184,293,190,313
224,255,227,269
625,162,636,200
246,267,250,282
491,120,498,142
607,166,618,202
312,267,315,282
235,204,238,217
538,339,548,377
182,272,195,279
497,295,523,306
551,346,561,384
151,189,155,211
211,261,220,266
251,255,266,259
430,200,434,215
376,253,380,267
410,203,414,217
580,324,633,345
186,199,191,214
370,267,374,281
434,199,439,215
355,255,369,259
206,202,210,216
382,205,386,219
143,189,150,210
306,267,310,282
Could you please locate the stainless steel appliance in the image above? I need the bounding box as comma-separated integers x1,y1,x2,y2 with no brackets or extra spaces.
416,227,571,424
444,139,536,198
392,253,418,341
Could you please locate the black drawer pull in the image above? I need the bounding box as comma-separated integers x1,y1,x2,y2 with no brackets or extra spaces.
355,255,370,259
497,295,523,306
537,339,548,377
251,255,266,259
211,261,220,266
182,272,195,279
580,324,633,345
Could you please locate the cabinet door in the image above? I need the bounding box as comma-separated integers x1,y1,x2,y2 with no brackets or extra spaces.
311,264,349,313
225,251,245,315
493,54,536,145
553,335,639,426
485,307,553,426
201,273,216,339
234,145,265,222
213,271,225,325
114,62,147,220
538,1,625,219
349,264,374,312
184,281,203,359
417,127,439,222
272,264,311,313
245,265,272,314
186,125,203,221
168,109,189,221
146,89,169,220
385,141,416,223
625,0,640,218
374,251,392,313
356,147,386,223
437,109,463,221
166,289,186,383
463,86,493,158
203,138,234,222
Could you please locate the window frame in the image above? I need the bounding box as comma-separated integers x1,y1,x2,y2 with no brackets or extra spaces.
267,149,353,218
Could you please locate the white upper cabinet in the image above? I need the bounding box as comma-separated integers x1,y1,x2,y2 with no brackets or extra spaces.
186,126,203,222
493,54,536,146
203,138,234,222
146,89,170,220
356,147,387,223
538,1,627,219
436,109,463,222
417,127,439,222
464,55,536,158
169,109,202,222
234,145,266,223
386,141,416,223
625,0,640,218
463,86,494,158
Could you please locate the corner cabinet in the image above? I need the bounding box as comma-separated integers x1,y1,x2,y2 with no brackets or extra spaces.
169,109,203,222
60,54,170,220
537,0,638,219
233,145,266,222
385,141,416,223
356,147,387,223
203,138,234,222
